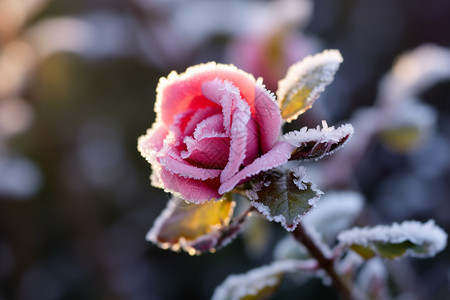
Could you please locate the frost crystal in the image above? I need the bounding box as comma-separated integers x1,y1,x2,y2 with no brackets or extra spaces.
284,121,354,161
277,50,343,122
338,220,448,258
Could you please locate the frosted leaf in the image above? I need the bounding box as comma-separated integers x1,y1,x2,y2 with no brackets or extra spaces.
284,121,354,161
338,220,448,259
211,259,317,300
378,44,450,105
303,191,364,243
146,194,236,255
248,165,323,232
277,49,343,122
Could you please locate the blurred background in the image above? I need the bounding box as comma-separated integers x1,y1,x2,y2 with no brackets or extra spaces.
1,0,450,299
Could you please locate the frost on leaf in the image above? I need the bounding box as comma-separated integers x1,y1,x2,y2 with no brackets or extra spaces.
303,191,364,243
146,194,235,255
277,49,343,122
248,165,323,232
284,121,354,161
211,260,316,300
337,220,448,259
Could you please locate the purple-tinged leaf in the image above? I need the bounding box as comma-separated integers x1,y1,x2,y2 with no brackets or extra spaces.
284,121,354,161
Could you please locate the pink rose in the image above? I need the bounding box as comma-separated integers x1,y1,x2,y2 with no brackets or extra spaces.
138,63,293,203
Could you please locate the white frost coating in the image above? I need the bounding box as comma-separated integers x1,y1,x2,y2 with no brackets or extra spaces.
277,49,343,122
304,191,364,240
293,166,323,208
284,121,354,160
378,44,450,105
338,220,448,258
211,259,316,300
250,165,323,232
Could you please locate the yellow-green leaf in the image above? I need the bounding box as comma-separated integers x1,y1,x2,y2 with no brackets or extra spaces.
379,126,421,153
147,194,235,255
277,49,343,122
338,220,448,260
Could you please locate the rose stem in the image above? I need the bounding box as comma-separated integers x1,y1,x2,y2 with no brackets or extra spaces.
292,223,352,300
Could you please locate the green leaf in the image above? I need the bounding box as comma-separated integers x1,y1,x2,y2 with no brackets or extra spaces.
248,166,322,232
211,260,315,300
349,245,376,260
146,194,235,255
338,220,448,259
277,49,343,122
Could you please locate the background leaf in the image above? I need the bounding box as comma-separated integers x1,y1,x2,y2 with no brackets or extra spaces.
338,220,448,259
276,49,343,122
211,260,316,300
248,165,322,232
146,194,235,255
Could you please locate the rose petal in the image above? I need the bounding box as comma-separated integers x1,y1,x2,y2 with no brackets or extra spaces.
184,106,221,137
158,155,221,180
243,117,260,166
157,166,221,203
218,141,293,194
193,114,225,140
202,79,253,183
252,84,283,153
220,98,251,182
137,124,168,163
156,63,256,128
170,109,197,145
181,136,230,169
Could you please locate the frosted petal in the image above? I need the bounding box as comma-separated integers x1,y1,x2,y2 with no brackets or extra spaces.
181,136,230,169
137,124,168,163
184,106,221,137
156,62,255,128
253,84,283,153
201,79,252,183
158,155,221,180
157,166,221,203
218,141,293,194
